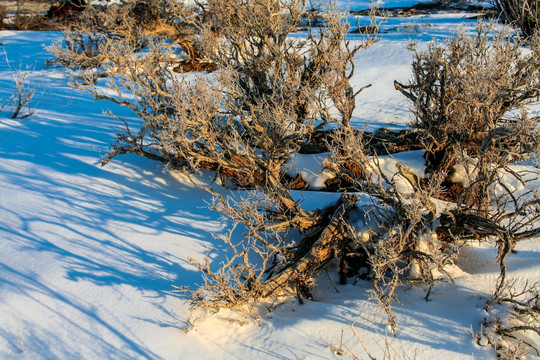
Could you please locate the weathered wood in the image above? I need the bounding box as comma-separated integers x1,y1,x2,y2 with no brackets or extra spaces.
436,209,507,241
260,194,359,298
299,128,424,156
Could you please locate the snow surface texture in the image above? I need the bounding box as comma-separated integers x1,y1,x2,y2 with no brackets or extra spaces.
0,7,538,360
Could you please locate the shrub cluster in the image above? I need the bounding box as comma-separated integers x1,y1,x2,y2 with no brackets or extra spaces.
395,24,540,212
49,0,540,349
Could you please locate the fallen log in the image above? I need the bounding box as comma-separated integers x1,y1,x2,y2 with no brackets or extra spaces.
260,193,359,298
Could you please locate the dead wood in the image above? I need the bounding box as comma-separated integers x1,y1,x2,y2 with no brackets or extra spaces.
284,173,309,190
299,128,424,155
437,209,508,241
260,194,359,298
172,59,217,73
47,0,88,21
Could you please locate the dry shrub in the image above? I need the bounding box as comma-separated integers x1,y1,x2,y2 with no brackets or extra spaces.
2,61,37,119
497,0,539,38
327,128,452,332
477,279,540,359
57,1,383,319
177,223,277,314
47,0,205,69
326,124,540,332
396,23,540,314
64,0,379,215
197,0,379,128
395,23,540,211
47,6,117,68
394,22,540,341
51,0,540,338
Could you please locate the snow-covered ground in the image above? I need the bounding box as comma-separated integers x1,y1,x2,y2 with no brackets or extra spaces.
0,7,538,360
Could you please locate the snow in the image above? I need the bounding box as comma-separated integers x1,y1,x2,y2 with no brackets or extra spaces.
285,153,336,190
285,150,427,193
337,0,446,11
0,9,539,360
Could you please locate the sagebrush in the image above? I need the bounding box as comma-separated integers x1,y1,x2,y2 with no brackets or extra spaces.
49,1,540,338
